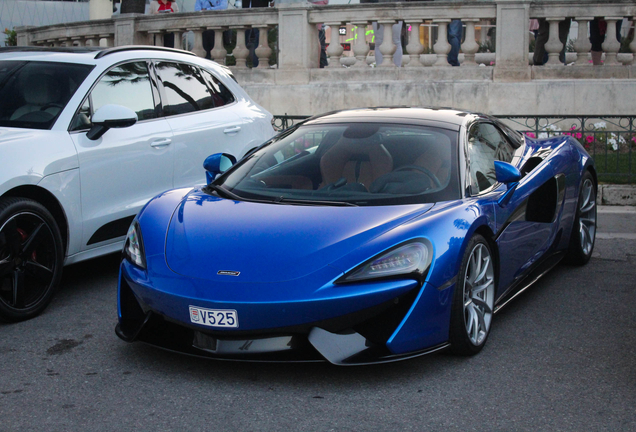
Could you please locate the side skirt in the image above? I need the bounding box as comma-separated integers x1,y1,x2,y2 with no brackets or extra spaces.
493,250,566,314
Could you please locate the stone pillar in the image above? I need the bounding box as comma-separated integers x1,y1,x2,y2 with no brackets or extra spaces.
462,19,480,66
544,17,565,66
232,26,250,69
325,22,344,68
15,27,32,46
48,39,60,47
602,17,622,66
209,27,227,64
72,37,85,47
351,21,370,67
189,28,206,57
574,17,593,66
148,31,164,47
85,35,99,47
101,34,115,47
433,20,451,67
255,25,272,69
494,1,531,81
277,4,320,69
169,29,184,50
405,20,424,68
114,13,145,46
378,19,397,67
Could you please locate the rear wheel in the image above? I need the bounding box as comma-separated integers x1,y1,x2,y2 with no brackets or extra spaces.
449,234,496,356
565,171,596,265
0,197,64,322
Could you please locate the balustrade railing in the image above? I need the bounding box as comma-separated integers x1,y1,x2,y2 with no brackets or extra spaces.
15,1,636,75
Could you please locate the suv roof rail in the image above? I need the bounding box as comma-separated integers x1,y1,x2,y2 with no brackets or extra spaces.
0,46,101,54
94,45,197,59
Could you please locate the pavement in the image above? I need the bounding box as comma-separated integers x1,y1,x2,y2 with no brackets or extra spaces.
0,205,634,432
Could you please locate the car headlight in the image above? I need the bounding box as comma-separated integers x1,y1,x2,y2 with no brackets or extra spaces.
124,220,146,269
337,240,433,284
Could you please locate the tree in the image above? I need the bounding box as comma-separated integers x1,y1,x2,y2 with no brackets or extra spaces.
120,0,146,14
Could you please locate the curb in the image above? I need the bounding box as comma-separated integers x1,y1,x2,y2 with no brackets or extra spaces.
598,185,636,206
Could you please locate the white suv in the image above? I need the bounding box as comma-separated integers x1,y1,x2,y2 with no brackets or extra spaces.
0,46,275,321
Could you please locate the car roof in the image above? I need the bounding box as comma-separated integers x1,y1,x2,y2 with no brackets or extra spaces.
301,107,481,130
0,46,198,65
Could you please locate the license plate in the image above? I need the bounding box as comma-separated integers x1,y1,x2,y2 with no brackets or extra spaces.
189,306,238,328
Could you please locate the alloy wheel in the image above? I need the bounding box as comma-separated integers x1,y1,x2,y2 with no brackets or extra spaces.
462,243,495,346
0,212,57,311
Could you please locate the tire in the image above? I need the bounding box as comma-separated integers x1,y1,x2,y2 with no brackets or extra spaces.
0,197,64,322
564,171,597,266
449,234,496,356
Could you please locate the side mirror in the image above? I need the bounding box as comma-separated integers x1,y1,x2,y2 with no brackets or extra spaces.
87,104,138,140
203,153,237,184
494,161,521,207
494,161,522,184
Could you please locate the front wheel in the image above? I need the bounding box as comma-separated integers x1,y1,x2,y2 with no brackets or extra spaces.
0,197,64,322
449,234,496,356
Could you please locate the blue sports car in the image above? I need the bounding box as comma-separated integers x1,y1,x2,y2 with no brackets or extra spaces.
116,108,597,365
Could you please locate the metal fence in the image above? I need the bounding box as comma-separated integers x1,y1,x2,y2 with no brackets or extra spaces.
273,114,635,184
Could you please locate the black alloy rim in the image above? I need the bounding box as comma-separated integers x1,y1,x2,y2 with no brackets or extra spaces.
0,212,57,310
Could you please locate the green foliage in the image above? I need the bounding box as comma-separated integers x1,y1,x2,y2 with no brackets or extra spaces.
3,28,17,47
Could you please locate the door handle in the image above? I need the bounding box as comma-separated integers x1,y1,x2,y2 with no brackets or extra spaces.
150,138,172,148
223,126,241,134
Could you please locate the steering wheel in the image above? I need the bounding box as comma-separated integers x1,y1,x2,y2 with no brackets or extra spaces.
393,165,442,188
40,103,64,112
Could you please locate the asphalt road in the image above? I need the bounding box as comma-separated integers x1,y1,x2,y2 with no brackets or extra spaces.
1,207,635,431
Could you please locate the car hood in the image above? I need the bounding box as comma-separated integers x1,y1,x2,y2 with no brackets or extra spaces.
0,127,43,145
165,191,433,283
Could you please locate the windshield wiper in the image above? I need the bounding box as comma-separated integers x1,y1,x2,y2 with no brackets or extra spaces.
275,197,358,207
206,184,244,201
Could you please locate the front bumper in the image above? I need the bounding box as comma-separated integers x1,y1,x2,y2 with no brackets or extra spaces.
116,257,452,365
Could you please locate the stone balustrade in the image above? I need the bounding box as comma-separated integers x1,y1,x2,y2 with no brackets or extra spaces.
14,1,636,116
16,1,636,74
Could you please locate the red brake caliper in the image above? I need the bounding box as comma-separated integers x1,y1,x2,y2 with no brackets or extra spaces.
16,228,37,261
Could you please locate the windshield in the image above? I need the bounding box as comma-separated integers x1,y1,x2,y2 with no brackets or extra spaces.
216,122,460,206
0,61,93,130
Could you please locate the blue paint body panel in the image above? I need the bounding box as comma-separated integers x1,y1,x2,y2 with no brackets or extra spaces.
117,109,595,363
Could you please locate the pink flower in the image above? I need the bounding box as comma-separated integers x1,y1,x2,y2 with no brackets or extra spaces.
576,132,582,139
564,132,571,136
632,136,636,143
585,135,594,144
570,126,577,131
525,132,536,138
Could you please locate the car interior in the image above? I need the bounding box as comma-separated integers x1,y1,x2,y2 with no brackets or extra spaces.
223,123,460,204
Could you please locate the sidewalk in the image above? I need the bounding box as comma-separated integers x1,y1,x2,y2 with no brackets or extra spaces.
594,205,636,261
598,185,636,206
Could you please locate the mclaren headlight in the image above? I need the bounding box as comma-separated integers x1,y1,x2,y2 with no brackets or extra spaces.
337,240,433,284
123,220,146,269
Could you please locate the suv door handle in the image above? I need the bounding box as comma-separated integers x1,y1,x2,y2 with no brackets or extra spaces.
150,138,172,148
223,126,241,134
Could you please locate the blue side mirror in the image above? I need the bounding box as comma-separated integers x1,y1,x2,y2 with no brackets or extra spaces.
494,161,521,207
203,153,237,185
494,161,522,184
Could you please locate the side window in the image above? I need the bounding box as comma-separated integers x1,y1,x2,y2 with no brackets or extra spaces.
70,61,157,131
91,62,156,122
468,123,517,194
201,69,235,108
155,62,214,116
467,123,497,194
